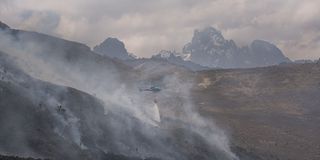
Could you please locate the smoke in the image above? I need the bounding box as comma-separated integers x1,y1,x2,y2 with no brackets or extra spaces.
0,28,237,159
159,72,236,158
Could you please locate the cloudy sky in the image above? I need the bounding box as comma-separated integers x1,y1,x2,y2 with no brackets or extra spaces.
0,0,319,60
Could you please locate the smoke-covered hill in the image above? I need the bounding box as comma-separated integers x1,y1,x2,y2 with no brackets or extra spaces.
0,46,240,160
0,22,244,160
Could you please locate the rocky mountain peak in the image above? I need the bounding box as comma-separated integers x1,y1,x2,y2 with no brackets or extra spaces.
0,21,10,30
190,27,228,50
93,37,134,60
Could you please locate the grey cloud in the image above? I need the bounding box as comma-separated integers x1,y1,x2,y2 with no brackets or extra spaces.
1,0,319,60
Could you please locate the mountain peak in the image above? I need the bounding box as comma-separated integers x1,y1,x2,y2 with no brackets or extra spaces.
192,27,226,48
183,27,290,68
93,37,134,60
0,21,10,30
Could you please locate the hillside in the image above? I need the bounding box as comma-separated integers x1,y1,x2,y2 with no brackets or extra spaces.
0,22,241,160
192,63,320,160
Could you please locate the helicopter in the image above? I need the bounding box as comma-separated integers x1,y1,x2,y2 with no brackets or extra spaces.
139,86,161,93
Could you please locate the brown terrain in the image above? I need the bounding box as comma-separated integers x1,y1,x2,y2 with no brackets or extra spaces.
192,63,320,160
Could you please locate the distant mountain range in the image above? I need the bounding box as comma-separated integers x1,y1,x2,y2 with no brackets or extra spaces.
93,27,294,70
93,37,208,71
182,27,291,68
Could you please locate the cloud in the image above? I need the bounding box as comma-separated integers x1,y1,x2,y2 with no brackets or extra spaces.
0,0,319,60
18,10,60,34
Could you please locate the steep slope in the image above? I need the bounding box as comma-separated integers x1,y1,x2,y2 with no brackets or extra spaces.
0,23,137,97
183,27,291,68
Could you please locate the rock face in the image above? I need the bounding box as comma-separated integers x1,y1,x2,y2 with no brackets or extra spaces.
93,38,134,60
183,27,291,68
